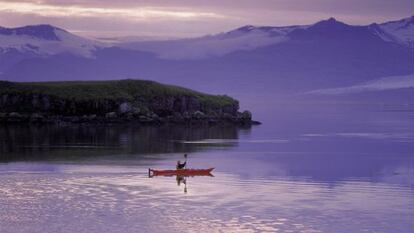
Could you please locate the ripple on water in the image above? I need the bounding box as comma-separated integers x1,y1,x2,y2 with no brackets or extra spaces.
0,168,413,233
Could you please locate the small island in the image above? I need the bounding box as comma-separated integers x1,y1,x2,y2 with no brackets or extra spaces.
0,79,259,125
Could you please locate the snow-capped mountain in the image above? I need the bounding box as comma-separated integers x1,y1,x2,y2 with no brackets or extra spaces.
1,16,412,62
0,24,105,58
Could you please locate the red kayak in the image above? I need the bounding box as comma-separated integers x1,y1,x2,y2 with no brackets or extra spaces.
149,168,214,177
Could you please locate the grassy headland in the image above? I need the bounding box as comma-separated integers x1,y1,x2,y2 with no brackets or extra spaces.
0,79,255,125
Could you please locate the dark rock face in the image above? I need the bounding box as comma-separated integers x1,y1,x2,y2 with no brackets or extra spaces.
0,93,257,125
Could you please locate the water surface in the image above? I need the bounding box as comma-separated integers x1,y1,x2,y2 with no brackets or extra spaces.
0,105,413,233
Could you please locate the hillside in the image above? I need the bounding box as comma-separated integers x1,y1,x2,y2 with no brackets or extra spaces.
0,79,255,125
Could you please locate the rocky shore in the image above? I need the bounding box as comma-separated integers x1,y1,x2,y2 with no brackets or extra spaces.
0,109,257,125
0,80,260,126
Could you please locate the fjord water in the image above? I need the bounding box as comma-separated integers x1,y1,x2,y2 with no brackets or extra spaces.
1,104,413,233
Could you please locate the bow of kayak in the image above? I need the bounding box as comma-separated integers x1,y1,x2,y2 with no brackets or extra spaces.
149,168,214,177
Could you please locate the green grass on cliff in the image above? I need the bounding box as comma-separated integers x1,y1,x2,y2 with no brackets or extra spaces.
0,79,237,107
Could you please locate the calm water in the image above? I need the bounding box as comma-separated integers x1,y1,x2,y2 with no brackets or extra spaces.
0,105,414,233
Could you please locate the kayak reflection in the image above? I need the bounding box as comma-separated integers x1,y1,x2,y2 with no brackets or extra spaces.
148,168,214,193
176,175,187,193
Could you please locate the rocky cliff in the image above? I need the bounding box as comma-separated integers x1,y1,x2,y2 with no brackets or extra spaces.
0,80,257,125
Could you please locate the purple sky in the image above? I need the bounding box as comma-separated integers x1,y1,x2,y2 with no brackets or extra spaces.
0,0,413,38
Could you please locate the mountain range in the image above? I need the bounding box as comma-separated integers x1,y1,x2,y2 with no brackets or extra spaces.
1,16,414,107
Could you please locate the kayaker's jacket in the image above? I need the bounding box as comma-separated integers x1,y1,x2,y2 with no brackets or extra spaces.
176,161,186,170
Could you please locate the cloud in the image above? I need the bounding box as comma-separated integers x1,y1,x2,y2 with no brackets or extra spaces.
308,74,414,95
0,0,233,37
0,1,224,20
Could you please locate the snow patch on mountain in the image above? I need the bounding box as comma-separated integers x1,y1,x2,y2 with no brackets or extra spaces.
308,74,414,95
225,24,307,37
369,24,397,43
380,16,414,47
0,25,106,58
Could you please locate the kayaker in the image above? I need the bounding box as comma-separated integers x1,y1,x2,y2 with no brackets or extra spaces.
176,154,187,170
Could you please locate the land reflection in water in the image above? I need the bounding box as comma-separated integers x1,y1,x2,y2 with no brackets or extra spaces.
0,124,251,162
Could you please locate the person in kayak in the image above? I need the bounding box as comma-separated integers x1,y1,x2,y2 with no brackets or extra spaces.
176,154,188,170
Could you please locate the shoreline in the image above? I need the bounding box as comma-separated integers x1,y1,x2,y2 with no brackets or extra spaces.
0,112,261,126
